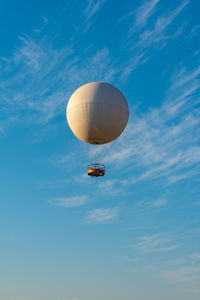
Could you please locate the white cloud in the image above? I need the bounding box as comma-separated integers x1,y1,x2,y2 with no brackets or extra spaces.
85,0,106,20
0,0,193,132
135,0,189,47
151,199,167,207
84,208,118,224
132,233,180,253
98,179,125,195
167,253,200,266
14,35,44,71
118,0,159,29
120,53,148,80
0,115,19,135
159,266,200,283
163,253,200,285
120,0,190,79
191,253,200,259
49,195,89,208
1,34,116,127
94,65,200,189
135,0,160,28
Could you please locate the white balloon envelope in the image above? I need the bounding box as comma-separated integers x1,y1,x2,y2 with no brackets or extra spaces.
66,82,129,145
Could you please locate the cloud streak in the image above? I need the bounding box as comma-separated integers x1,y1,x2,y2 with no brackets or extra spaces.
0,35,116,128
132,233,180,253
151,199,167,207
85,0,106,20
0,0,192,133
159,266,200,283
95,65,200,189
135,0,160,28
120,0,190,79
84,208,118,224
49,195,89,208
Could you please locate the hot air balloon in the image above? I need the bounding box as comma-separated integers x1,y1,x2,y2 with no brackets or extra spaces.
66,82,129,176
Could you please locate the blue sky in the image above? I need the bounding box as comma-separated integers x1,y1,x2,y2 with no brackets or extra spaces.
0,0,200,299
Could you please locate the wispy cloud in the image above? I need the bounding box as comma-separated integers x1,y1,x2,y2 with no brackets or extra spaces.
49,195,89,208
95,65,200,189
132,233,180,253
85,0,106,20
120,53,147,79
1,34,116,128
120,0,190,79
135,0,160,28
159,266,200,283
33,16,48,34
84,0,107,31
151,199,167,207
192,253,200,259
14,35,44,71
127,237,200,287
118,0,159,28
161,253,200,285
0,115,19,135
0,0,193,133
84,208,118,224
135,0,190,47
98,179,125,195
167,253,200,267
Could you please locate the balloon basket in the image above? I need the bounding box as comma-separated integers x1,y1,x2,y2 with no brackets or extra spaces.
87,163,105,177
